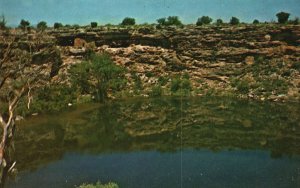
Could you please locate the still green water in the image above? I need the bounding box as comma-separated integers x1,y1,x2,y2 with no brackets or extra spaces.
6,97,300,188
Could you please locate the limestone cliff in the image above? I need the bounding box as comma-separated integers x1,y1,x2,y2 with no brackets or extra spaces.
1,24,300,101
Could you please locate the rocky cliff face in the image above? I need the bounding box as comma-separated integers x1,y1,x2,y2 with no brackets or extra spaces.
53,25,300,101
2,25,300,101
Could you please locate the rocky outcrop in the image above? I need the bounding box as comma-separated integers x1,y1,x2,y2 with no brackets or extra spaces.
2,24,300,101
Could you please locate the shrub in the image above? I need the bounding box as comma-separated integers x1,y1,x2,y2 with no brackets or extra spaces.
196,16,213,26
149,85,163,97
158,76,169,86
181,79,192,93
216,19,223,25
291,62,300,71
230,17,240,25
276,12,290,24
77,182,119,188
157,16,182,26
170,76,181,93
236,80,250,94
132,73,143,91
166,16,182,26
0,14,6,29
121,17,135,25
157,18,166,25
37,21,47,31
230,78,250,94
54,22,63,29
72,24,80,29
16,85,77,116
253,19,259,24
19,19,30,30
170,73,192,95
69,62,91,95
91,22,98,28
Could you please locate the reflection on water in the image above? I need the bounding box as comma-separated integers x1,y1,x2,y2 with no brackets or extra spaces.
7,97,300,187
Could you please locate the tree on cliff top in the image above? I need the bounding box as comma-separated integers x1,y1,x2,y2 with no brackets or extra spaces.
0,15,6,30
276,12,290,24
230,17,240,25
91,22,98,28
157,18,166,25
216,19,224,25
196,16,213,26
0,33,62,186
54,22,63,29
19,19,30,31
37,21,47,31
157,16,182,26
253,19,260,24
121,17,135,25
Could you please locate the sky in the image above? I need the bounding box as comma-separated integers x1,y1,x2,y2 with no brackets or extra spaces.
0,0,300,26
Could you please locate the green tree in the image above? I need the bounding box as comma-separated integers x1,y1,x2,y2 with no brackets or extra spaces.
157,16,182,26
149,85,163,97
72,24,80,29
0,34,62,186
253,19,259,24
166,16,182,26
121,17,135,25
157,18,166,25
37,21,47,31
91,22,98,28
196,16,213,26
171,76,181,93
0,14,6,29
19,19,30,31
54,22,63,29
276,12,290,24
170,73,192,95
230,17,240,25
70,53,125,102
216,19,223,25
77,182,119,188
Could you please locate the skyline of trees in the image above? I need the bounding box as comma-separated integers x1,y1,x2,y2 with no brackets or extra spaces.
0,11,299,29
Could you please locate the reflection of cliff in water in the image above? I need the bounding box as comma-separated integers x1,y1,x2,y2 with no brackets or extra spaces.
14,97,300,171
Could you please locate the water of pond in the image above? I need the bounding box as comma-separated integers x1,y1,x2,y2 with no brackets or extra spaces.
6,97,300,188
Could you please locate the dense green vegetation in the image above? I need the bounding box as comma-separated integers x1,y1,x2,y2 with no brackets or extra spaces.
91,22,98,28
276,12,290,24
54,22,63,29
215,19,223,25
196,16,213,25
230,17,240,25
37,21,47,31
3,11,298,32
170,73,192,96
19,19,30,30
0,14,6,29
70,53,126,102
253,19,259,24
157,16,183,26
14,53,126,115
77,182,119,188
121,17,135,25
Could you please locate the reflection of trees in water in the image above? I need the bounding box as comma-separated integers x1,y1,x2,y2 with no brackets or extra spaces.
13,97,300,171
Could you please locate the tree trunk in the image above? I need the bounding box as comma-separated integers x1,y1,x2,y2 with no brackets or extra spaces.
0,121,16,188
